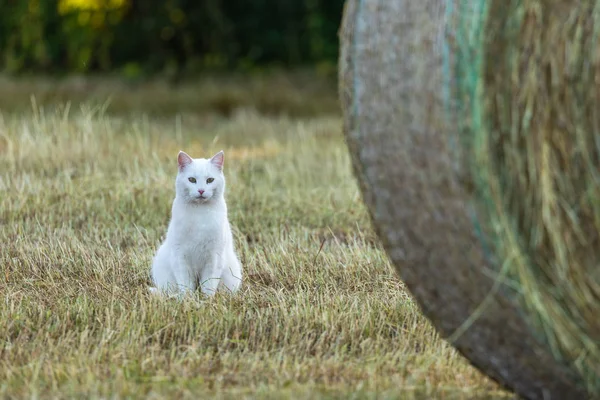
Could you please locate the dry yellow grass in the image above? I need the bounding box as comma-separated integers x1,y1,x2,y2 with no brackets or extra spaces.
0,79,509,399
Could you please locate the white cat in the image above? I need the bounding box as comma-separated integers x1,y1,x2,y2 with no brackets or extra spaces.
150,150,242,297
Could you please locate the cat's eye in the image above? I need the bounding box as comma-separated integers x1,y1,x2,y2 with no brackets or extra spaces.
206,178,214,184
188,177,197,183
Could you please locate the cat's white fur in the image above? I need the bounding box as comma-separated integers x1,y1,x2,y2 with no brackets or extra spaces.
150,150,242,297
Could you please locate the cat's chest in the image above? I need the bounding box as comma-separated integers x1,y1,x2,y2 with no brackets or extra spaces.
170,213,223,248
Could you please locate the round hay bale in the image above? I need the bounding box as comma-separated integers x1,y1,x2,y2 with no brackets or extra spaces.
339,1,599,399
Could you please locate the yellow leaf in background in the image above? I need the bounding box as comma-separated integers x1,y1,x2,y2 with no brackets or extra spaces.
58,0,127,15
108,0,126,7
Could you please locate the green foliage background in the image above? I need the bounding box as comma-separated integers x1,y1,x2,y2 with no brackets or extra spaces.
0,0,345,75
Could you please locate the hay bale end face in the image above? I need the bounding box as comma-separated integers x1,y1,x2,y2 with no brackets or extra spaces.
339,0,599,399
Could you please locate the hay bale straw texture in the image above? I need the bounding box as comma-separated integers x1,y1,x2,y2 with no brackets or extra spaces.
339,0,599,399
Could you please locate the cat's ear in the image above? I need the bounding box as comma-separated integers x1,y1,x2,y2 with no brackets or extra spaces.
178,151,193,171
210,150,224,171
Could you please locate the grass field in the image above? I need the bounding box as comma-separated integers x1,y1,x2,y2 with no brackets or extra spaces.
0,75,510,399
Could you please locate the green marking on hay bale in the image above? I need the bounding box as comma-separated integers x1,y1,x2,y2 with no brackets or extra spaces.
450,0,600,393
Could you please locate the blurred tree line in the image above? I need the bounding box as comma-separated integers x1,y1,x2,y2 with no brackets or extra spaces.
0,0,344,75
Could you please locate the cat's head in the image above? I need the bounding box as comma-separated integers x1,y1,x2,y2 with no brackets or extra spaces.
175,150,225,204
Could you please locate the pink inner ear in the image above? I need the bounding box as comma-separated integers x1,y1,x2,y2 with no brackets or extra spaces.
210,151,224,170
178,151,193,170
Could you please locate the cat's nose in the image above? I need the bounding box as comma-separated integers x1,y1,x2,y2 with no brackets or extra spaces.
198,189,205,195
